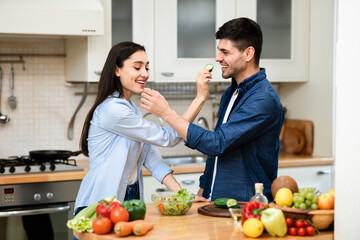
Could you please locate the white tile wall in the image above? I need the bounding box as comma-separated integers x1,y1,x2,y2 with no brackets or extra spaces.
0,38,213,159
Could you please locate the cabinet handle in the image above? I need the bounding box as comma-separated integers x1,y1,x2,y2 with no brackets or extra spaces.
161,72,174,77
316,170,330,175
94,71,102,75
181,180,195,185
155,188,169,193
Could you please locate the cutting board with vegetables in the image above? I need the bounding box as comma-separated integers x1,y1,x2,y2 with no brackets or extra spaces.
197,202,246,218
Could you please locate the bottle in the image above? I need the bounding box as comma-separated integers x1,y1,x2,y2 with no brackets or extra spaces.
250,183,269,205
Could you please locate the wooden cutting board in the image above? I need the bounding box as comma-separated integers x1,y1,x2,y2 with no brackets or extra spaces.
280,119,314,155
197,202,246,218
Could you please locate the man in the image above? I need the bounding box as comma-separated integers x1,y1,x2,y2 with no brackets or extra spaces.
141,17,284,201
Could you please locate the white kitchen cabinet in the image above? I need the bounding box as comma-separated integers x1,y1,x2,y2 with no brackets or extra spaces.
237,0,310,82
278,165,333,195
65,0,155,82
143,173,202,203
65,0,111,83
154,0,309,82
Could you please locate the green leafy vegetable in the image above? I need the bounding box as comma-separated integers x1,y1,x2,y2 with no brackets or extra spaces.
67,196,116,233
154,188,194,216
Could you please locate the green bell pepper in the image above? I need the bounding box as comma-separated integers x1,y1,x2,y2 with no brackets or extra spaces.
260,208,287,237
122,199,146,221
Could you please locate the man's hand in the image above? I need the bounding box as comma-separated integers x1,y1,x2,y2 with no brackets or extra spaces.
196,69,212,102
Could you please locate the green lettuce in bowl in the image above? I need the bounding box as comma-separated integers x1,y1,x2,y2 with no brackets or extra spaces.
152,188,195,216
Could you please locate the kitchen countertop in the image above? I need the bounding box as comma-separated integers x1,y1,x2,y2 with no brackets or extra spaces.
73,202,334,240
142,154,334,176
0,154,334,185
0,171,86,185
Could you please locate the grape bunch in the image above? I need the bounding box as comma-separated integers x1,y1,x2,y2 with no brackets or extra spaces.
292,187,319,210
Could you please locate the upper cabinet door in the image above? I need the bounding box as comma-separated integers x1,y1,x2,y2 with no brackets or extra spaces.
237,0,310,82
154,0,310,82
155,0,237,82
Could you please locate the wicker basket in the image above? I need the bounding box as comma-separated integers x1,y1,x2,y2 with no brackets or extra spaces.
269,202,334,230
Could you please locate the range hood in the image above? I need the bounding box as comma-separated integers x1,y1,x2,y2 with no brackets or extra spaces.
0,0,104,36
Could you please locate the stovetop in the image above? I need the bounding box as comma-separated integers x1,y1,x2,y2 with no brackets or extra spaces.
0,156,84,175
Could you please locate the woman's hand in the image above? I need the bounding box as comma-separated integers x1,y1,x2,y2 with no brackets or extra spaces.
194,195,210,202
196,69,211,102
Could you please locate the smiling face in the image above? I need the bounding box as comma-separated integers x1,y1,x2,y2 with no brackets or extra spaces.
115,50,149,101
215,38,256,84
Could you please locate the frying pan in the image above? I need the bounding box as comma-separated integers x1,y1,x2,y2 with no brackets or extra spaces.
29,150,83,162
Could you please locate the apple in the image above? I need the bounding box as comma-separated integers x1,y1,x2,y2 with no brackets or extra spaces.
317,192,335,209
329,189,335,197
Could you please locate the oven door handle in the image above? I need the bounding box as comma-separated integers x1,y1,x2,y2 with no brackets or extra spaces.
0,205,71,217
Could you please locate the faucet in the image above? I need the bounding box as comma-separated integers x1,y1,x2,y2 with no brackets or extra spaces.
197,116,209,130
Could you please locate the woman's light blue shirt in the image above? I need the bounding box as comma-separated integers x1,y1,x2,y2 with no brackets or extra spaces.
75,92,182,210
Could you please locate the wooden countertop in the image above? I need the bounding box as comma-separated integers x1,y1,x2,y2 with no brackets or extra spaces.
142,154,334,176
73,202,333,240
0,171,86,185
0,155,334,184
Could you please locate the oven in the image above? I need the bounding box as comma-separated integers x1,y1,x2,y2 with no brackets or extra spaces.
0,181,81,240
0,152,84,240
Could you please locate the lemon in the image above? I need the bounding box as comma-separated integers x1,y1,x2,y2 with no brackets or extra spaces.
243,218,264,238
275,187,293,207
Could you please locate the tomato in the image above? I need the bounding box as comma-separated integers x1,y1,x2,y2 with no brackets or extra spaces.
306,226,316,235
297,227,306,236
295,220,304,228
92,217,112,235
110,207,129,224
288,227,297,236
285,218,293,227
158,204,165,213
303,220,311,227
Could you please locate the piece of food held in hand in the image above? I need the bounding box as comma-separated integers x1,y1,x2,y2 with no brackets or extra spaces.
204,64,214,72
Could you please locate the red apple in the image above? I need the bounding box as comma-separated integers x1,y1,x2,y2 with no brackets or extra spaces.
317,192,335,209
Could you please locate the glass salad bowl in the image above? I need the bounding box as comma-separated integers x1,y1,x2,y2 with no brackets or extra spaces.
152,189,195,216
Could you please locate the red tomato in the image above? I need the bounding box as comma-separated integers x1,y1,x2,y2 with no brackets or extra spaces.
286,218,293,227
303,220,311,227
306,226,316,235
297,227,306,236
295,220,304,228
158,204,165,213
110,207,129,224
288,227,297,236
92,217,112,235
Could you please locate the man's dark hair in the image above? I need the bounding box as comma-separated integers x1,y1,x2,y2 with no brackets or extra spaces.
216,17,263,66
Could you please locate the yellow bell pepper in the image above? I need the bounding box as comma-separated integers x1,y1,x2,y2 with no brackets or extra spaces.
260,208,287,237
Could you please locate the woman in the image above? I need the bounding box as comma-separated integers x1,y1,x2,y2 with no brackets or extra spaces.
74,42,211,213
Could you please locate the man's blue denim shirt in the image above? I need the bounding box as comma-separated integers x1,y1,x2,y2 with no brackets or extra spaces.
186,68,284,201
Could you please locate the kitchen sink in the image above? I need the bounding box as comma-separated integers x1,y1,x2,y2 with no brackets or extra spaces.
163,155,207,166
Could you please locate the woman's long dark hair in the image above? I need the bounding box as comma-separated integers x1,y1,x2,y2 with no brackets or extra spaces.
80,42,146,156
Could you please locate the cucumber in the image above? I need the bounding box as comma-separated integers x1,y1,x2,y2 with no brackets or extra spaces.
204,64,214,72
214,198,238,208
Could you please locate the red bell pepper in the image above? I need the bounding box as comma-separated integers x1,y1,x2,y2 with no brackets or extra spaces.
241,201,267,225
96,200,122,218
